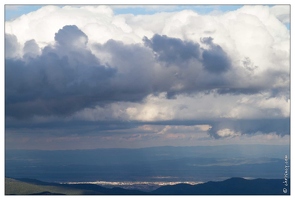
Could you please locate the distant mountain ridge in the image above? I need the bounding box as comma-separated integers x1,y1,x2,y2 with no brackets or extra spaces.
152,177,290,195
6,177,290,195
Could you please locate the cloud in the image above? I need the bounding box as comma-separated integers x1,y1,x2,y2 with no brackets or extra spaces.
208,118,290,138
143,34,231,73
5,121,289,149
23,39,40,58
200,37,231,73
55,25,88,48
5,26,117,118
4,5,290,148
270,5,290,23
5,28,289,131
5,34,21,58
4,28,239,119
216,128,241,138
143,34,201,64
143,34,231,74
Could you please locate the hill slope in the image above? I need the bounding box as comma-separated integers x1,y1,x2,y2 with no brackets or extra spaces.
5,177,290,195
5,178,146,195
5,178,88,195
152,177,290,195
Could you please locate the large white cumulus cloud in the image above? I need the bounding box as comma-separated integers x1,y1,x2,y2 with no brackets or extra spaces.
5,5,290,139
5,5,290,74
5,5,290,50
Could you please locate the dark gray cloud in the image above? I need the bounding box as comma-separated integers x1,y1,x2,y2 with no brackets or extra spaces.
100,35,236,100
5,58,116,118
143,34,201,65
201,37,232,73
5,26,289,119
6,26,117,118
95,39,155,100
5,118,140,135
142,34,235,97
143,35,231,74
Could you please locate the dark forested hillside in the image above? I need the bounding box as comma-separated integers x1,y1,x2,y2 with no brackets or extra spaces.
152,177,290,195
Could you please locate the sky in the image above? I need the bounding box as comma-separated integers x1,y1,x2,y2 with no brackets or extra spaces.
4,4,291,150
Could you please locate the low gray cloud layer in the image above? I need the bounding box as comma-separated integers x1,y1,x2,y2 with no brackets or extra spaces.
208,118,290,138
